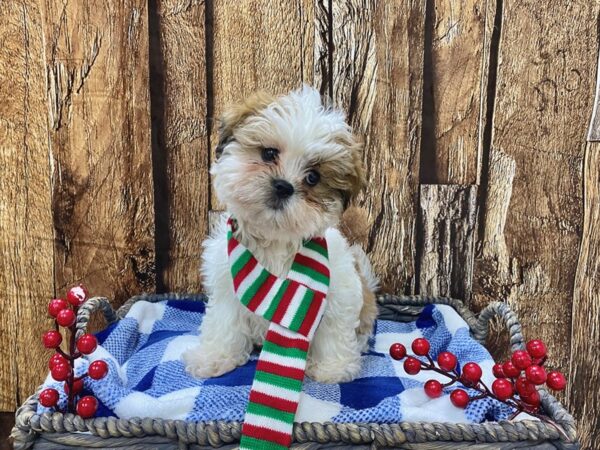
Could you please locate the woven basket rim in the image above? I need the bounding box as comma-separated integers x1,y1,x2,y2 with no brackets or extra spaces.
11,293,579,449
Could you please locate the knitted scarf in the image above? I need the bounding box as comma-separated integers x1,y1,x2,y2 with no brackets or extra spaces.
226,217,329,450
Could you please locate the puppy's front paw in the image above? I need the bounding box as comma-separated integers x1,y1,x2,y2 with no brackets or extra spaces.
182,346,247,379
306,359,361,384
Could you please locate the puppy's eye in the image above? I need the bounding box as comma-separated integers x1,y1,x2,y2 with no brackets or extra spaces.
304,169,320,187
261,147,279,163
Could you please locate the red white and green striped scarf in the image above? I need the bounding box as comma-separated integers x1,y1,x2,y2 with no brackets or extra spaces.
226,217,329,450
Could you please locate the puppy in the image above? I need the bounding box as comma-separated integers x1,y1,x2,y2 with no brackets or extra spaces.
183,86,378,383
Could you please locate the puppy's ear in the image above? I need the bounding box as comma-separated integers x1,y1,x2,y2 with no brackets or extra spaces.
215,91,276,158
340,135,366,209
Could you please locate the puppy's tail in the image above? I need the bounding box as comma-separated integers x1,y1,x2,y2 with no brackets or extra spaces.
339,206,370,245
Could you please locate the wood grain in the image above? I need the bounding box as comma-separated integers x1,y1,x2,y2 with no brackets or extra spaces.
418,185,478,302
421,0,496,184
472,149,515,311
41,1,155,303
569,142,600,450
209,0,316,209
587,50,600,142
328,0,426,293
150,0,209,292
0,0,54,409
473,0,598,381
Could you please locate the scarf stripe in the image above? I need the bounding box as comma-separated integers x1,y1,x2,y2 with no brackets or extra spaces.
227,217,328,449
248,391,297,413
269,281,298,323
307,300,328,338
255,279,285,317
242,428,290,449
298,293,325,337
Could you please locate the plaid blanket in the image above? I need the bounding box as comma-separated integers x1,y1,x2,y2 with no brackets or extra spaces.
38,297,514,423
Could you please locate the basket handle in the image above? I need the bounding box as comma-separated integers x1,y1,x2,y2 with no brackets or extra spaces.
377,294,526,352
471,301,525,352
75,296,118,339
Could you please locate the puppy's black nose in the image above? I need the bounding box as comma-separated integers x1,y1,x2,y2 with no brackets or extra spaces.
272,179,294,199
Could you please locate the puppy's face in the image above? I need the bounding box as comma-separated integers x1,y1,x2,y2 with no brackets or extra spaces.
212,86,364,241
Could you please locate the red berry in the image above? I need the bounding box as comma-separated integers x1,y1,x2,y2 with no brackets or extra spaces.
39,388,60,407
546,371,567,391
411,338,430,356
56,309,76,327
403,357,421,375
511,350,533,370
492,378,514,400
515,376,536,397
461,362,482,385
88,360,109,380
76,395,98,418
525,365,547,385
48,299,68,318
450,389,470,408
48,353,68,370
493,363,505,378
64,379,84,395
437,352,458,371
51,362,72,381
42,330,62,349
389,343,407,360
526,340,547,359
502,360,521,378
77,334,98,355
67,285,88,306
424,379,443,398
521,389,541,407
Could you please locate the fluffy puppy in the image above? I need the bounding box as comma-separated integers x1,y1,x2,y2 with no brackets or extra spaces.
183,86,378,383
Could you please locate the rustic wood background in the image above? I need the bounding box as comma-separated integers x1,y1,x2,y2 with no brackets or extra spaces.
1,0,599,447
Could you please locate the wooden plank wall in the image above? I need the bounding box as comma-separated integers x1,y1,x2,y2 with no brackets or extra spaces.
1,0,599,447
0,0,54,412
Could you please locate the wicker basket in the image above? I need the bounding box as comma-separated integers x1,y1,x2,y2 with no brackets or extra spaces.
11,293,580,449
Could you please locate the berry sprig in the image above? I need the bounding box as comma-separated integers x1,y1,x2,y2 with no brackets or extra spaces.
39,285,108,418
389,338,567,422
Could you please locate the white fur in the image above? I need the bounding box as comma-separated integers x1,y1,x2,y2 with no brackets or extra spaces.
182,86,377,383
183,216,374,382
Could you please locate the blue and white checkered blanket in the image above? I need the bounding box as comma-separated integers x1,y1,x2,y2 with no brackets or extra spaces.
39,297,514,423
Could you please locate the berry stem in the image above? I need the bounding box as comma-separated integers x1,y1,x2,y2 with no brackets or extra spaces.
392,339,571,440
425,354,435,366
538,356,547,367
508,410,522,420
478,379,494,397
419,359,455,379
528,412,572,442
55,347,75,362
66,304,79,414
416,356,530,417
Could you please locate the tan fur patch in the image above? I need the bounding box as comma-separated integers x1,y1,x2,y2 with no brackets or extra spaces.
216,91,277,156
302,138,365,212
301,167,345,213
339,206,370,244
